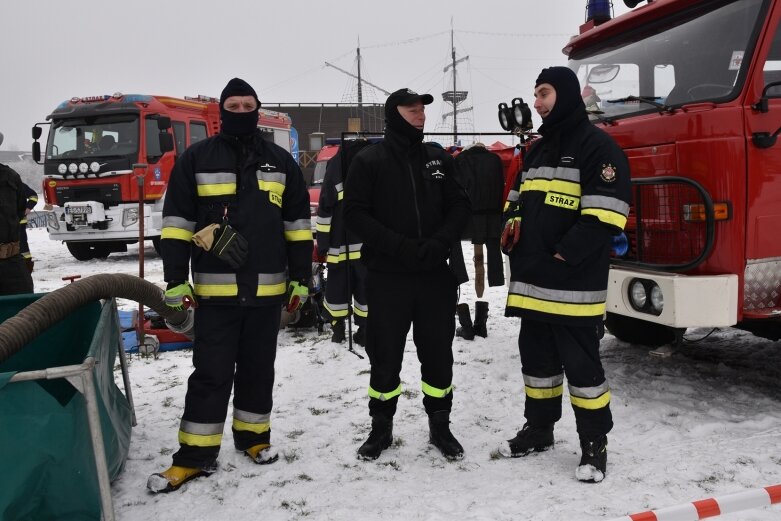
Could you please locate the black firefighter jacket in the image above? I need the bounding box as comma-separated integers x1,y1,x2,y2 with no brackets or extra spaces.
342,131,470,275
161,131,312,306
504,116,631,326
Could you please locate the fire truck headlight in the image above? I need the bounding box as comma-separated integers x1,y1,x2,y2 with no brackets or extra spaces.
629,279,647,310
47,211,59,230
650,284,664,313
122,208,139,227
58,164,67,174
90,162,100,173
68,163,78,174
78,163,89,174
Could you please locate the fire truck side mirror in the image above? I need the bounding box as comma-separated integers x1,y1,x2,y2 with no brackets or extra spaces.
32,141,41,163
156,116,172,131
753,80,781,113
32,126,42,140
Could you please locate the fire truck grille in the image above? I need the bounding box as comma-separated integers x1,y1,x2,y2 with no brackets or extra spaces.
620,178,710,269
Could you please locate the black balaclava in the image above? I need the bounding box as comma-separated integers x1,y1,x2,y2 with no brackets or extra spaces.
219,77,260,137
384,88,433,144
534,66,585,128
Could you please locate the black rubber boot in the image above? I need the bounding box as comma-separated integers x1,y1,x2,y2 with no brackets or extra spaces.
428,411,464,461
576,435,607,483
505,423,554,457
357,416,393,460
473,301,489,338
353,326,366,347
331,320,345,343
455,303,474,340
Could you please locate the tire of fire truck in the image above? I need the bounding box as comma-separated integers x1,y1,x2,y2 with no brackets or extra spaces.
66,242,112,261
604,312,677,347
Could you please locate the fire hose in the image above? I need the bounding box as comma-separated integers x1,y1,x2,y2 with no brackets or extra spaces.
0,273,193,364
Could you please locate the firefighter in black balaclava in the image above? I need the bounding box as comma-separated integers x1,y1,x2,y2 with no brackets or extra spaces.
149,77,312,493
499,66,631,482
343,88,470,462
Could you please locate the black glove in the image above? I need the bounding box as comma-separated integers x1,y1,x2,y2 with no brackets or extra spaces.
417,238,450,270
212,222,248,270
396,238,420,270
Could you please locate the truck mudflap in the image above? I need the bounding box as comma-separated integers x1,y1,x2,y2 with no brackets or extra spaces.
46,201,162,241
606,267,738,328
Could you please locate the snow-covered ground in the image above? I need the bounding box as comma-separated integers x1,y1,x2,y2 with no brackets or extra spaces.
21,227,781,520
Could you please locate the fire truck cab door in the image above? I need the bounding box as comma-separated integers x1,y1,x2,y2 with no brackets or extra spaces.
746,5,781,261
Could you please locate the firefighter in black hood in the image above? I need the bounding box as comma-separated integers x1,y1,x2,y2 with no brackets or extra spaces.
148,78,312,493
499,67,631,482
343,88,470,461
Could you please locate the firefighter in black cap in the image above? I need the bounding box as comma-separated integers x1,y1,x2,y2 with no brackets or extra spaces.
499,66,631,482
149,77,312,493
343,88,470,461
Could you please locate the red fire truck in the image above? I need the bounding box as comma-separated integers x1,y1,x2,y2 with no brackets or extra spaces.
569,0,781,345
32,93,292,260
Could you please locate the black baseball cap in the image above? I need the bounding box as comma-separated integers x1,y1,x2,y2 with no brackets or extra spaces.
386,88,434,108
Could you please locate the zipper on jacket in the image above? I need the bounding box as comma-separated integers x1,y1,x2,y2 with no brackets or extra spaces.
407,162,422,237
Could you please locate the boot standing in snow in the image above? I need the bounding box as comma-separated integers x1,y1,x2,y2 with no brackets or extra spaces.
455,303,475,340
473,301,489,338
148,77,310,493
500,66,631,482
343,88,470,462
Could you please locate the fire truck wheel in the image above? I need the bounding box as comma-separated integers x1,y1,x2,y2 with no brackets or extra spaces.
66,242,111,261
604,312,676,347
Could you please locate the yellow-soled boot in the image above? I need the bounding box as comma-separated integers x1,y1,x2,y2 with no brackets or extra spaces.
146,464,215,493
244,443,279,465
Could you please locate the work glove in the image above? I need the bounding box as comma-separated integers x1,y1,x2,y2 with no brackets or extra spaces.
165,281,196,311
192,223,221,251
417,238,450,270
500,218,522,254
286,280,309,313
211,222,248,270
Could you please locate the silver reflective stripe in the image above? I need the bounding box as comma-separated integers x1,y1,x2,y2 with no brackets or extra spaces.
162,216,196,231
195,172,236,185
233,409,271,424
258,272,286,284
506,189,520,202
522,165,581,183
569,381,610,399
354,301,369,313
180,420,224,435
523,374,564,388
325,300,349,311
317,216,332,225
328,243,363,255
581,195,630,216
284,219,311,231
255,171,286,184
335,182,343,192
194,272,237,284
508,281,607,304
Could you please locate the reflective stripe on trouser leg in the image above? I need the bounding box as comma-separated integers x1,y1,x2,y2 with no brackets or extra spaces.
323,261,368,327
518,319,564,426
232,305,281,451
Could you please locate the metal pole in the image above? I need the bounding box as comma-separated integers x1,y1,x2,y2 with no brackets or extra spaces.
133,163,147,351
452,25,458,144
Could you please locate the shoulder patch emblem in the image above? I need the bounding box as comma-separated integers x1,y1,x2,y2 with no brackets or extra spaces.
601,163,617,183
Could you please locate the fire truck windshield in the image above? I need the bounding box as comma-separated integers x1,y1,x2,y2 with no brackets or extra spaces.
47,115,139,160
569,0,764,121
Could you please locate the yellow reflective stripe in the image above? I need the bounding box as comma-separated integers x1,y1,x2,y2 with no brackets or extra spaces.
582,208,628,229
197,183,236,196
22,252,32,259
232,418,270,434
258,180,285,195
19,218,27,224
323,302,349,318
337,191,344,201
178,431,222,447
161,227,194,242
368,384,402,401
525,384,564,399
506,294,605,317
421,381,453,398
354,307,368,318
316,223,331,233
284,229,312,242
194,283,238,297
327,251,361,263
570,390,611,410
257,282,287,297
522,179,581,196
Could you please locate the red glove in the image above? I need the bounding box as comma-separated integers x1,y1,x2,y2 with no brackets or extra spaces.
500,220,521,254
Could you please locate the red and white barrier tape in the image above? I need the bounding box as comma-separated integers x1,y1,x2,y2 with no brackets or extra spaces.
607,484,781,520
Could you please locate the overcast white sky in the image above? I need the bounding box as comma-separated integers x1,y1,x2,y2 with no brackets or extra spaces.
0,0,631,150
